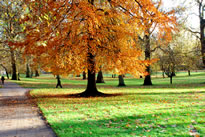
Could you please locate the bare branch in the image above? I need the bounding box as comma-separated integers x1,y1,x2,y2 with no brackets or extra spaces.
151,46,161,52
186,28,200,34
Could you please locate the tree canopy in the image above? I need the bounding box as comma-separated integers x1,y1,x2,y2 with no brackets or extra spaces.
15,0,176,75
9,0,178,96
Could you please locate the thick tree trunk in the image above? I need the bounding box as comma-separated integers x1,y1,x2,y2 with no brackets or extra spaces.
118,75,126,87
199,7,205,67
10,50,17,80
96,69,104,83
83,71,86,80
143,35,152,85
201,40,205,67
144,66,152,85
0,64,9,79
35,70,40,77
188,70,191,76
26,64,30,78
80,53,102,97
83,68,99,95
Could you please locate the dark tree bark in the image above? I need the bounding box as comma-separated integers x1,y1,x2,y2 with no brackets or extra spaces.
80,52,103,97
143,35,152,85
188,70,191,76
199,2,205,67
30,71,33,78
10,50,17,80
83,71,86,80
118,75,126,87
144,66,152,85
26,63,30,78
96,69,104,83
0,64,9,79
35,70,40,77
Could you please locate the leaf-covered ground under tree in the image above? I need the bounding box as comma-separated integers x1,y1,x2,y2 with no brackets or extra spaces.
16,72,205,137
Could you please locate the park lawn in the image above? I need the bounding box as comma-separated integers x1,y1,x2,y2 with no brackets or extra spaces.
16,73,205,137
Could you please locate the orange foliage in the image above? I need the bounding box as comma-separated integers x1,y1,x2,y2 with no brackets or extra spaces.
17,0,176,77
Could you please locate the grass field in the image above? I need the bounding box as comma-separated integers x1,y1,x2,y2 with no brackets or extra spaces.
14,72,205,137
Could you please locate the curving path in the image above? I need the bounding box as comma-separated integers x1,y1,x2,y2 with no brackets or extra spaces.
0,82,56,137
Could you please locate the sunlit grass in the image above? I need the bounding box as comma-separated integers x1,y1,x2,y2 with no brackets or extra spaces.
15,72,205,137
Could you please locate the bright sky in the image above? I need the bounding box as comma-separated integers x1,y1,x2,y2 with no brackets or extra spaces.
162,0,201,30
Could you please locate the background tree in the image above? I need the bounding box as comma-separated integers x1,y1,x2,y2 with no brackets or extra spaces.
135,0,177,85
155,24,201,81
118,75,126,86
82,71,86,80
186,0,205,67
159,46,182,84
96,68,105,83
197,0,205,66
0,0,25,80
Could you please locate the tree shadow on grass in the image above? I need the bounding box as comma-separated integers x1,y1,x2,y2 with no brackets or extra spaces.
29,90,205,99
30,92,124,99
48,113,203,137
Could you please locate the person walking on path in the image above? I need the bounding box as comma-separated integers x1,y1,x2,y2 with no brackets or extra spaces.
1,76,5,85
56,75,63,88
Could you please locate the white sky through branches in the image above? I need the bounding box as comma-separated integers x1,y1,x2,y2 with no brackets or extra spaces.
162,0,201,30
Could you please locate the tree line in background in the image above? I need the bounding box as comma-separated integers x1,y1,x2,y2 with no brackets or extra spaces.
0,0,204,96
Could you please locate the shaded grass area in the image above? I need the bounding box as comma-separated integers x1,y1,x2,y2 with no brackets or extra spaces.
15,72,205,137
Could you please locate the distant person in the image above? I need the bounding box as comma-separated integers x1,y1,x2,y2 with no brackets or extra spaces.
56,75,62,88
1,76,5,85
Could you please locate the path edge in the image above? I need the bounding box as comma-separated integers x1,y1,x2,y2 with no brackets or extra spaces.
25,90,58,137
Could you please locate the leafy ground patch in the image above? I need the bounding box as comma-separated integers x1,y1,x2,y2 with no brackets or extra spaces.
16,72,205,137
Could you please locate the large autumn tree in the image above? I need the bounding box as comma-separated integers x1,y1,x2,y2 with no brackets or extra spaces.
16,0,174,96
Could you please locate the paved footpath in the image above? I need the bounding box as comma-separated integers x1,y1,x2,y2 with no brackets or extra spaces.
0,82,56,137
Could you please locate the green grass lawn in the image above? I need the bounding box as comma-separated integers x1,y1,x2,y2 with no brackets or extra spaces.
14,72,205,137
